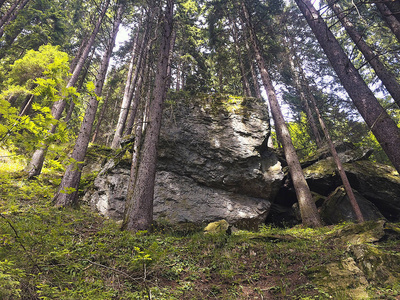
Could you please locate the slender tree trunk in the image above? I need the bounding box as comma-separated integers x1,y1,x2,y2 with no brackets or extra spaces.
65,48,95,123
328,0,400,107
0,0,30,38
0,0,30,37
124,60,147,136
124,21,159,136
0,0,27,29
122,0,174,232
229,17,251,97
53,2,123,207
295,0,400,174
241,1,321,227
70,34,90,74
376,1,400,42
286,39,323,147
111,21,150,148
110,30,140,148
303,77,364,222
91,86,112,143
27,0,110,178
292,49,364,222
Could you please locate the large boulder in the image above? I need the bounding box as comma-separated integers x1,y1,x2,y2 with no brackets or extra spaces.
84,95,284,228
158,95,283,200
320,186,385,225
303,159,400,221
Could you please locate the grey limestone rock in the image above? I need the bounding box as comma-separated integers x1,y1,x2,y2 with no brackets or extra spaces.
84,95,284,228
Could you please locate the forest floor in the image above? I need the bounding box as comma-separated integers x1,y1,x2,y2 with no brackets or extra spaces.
1,149,400,300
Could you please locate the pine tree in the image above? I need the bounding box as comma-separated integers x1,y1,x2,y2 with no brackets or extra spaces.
295,0,400,173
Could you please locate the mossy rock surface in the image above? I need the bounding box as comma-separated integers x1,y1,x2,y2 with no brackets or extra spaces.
303,159,400,221
307,221,400,299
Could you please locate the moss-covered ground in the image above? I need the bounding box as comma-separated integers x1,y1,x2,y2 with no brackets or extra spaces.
1,148,399,299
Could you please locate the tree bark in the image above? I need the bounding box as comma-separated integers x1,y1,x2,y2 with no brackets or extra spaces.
241,1,321,227
122,0,174,232
91,86,112,143
288,54,323,148
27,0,110,178
376,1,400,42
285,37,323,148
124,49,150,136
229,17,251,97
124,17,160,136
382,1,400,22
294,57,364,222
295,0,400,174
0,0,30,38
328,0,400,108
0,0,26,29
110,27,143,148
53,2,123,207
65,48,95,123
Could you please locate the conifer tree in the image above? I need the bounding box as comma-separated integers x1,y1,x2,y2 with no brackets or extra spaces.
295,0,400,173
241,0,322,227
122,0,175,232
53,1,124,207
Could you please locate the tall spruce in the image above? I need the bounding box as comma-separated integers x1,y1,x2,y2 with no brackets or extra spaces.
53,1,124,207
122,0,174,232
290,47,364,223
241,0,322,227
327,0,400,108
295,0,400,174
376,1,400,43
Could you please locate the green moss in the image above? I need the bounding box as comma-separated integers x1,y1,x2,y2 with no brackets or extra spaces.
303,159,337,178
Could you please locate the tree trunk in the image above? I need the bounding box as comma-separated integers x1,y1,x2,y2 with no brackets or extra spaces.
0,0,30,38
124,60,147,136
111,16,151,149
295,0,400,174
229,17,251,97
65,47,95,124
27,0,110,178
241,1,321,227
307,86,364,223
122,0,174,232
0,0,26,29
328,0,400,108
382,1,400,22
124,22,158,136
91,86,112,143
53,2,123,207
376,1,400,42
286,38,323,147
294,56,364,222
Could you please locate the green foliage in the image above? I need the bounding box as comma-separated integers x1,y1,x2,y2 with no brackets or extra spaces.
287,112,316,159
0,45,76,154
0,260,25,299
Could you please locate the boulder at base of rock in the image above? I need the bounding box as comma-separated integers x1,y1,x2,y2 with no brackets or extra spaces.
320,186,385,225
303,159,400,221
